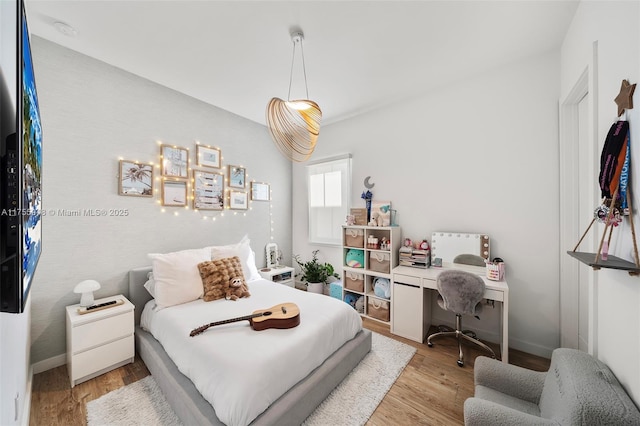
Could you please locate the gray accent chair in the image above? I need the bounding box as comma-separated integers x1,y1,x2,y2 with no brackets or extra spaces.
426,269,496,366
464,348,640,425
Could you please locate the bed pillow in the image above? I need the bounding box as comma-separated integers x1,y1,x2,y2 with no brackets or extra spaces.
148,247,210,308
208,235,261,281
198,256,249,302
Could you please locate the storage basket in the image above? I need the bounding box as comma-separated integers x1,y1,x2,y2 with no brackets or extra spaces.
369,252,391,274
367,297,390,321
345,272,364,292
344,228,364,248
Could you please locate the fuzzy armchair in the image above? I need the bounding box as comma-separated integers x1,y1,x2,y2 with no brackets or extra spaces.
464,348,640,425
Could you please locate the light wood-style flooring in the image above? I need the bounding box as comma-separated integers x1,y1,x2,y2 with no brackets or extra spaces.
30,318,550,426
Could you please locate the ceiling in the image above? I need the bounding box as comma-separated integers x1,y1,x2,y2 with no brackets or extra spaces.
27,0,579,126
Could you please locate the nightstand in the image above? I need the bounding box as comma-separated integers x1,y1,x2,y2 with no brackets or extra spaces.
259,266,295,287
66,294,134,387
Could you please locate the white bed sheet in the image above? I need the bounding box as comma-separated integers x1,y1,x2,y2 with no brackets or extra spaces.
141,279,362,426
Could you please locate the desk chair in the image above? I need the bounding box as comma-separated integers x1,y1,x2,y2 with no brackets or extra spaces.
426,269,496,366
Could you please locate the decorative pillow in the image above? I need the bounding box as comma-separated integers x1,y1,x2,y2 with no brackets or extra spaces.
198,256,250,302
207,235,261,281
148,248,210,309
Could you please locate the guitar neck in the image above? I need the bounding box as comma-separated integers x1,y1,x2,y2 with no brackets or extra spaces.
190,312,263,336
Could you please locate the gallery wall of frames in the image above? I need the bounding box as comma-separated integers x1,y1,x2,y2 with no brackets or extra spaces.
118,141,271,215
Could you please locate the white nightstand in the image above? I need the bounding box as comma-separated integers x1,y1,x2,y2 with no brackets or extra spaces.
65,294,134,387
259,266,295,287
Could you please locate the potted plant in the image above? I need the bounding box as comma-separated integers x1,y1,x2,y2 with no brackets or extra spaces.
293,249,340,294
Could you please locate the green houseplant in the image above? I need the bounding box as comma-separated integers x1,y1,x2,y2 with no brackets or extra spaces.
293,249,340,294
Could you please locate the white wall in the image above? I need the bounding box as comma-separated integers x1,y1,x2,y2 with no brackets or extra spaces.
1,1,31,424
29,37,292,365
293,50,561,357
560,0,640,404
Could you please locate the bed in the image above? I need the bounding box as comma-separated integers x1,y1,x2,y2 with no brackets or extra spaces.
129,266,372,426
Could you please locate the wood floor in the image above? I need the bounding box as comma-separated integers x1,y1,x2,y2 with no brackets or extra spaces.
30,319,550,426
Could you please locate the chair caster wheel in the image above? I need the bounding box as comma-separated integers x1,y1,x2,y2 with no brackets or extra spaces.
457,360,464,367
427,342,433,347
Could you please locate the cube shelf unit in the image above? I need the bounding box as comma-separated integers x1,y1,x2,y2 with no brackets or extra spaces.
342,225,401,323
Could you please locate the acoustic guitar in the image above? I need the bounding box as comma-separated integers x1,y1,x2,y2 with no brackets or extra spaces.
189,302,300,336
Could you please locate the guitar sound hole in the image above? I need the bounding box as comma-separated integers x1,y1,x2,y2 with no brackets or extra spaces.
263,311,272,316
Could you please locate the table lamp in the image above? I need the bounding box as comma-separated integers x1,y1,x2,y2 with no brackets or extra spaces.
74,280,101,307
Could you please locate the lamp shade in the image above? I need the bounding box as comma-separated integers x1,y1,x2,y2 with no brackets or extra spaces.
266,97,322,162
73,279,100,307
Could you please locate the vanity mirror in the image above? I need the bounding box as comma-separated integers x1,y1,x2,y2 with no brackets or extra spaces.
431,232,490,270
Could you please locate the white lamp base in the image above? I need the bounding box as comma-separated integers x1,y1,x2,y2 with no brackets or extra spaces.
79,292,95,307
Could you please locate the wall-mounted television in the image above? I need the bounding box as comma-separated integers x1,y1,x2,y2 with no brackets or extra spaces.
1,0,43,313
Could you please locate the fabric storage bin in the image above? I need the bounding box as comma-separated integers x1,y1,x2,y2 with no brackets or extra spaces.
344,228,364,248
369,252,391,274
345,272,364,292
367,298,390,322
329,281,343,299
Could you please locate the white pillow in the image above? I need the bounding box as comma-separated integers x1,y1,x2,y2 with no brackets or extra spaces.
143,277,156,298
207,235,261,281
148,247,210,309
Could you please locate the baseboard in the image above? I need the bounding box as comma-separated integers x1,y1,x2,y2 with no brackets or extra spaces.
32,353,66,375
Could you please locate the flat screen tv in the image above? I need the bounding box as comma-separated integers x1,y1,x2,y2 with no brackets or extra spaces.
1,0,43,313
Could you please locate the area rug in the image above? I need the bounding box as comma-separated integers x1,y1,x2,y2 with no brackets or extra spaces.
86,332,416,426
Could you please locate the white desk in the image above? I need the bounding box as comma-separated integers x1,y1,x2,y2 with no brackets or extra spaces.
391,265,509,363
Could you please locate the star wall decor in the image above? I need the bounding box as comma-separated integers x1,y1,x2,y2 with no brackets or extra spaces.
614,79,636,117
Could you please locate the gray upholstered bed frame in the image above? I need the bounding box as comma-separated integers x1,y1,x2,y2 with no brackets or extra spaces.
128,266,372,426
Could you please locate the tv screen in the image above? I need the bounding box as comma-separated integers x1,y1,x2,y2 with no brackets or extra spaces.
1,0,42,313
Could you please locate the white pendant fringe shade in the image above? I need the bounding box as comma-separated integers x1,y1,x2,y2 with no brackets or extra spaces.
266,97,322,162
266,30,321,162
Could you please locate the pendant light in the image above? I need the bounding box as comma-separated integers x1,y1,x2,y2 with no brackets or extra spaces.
266,30,322,162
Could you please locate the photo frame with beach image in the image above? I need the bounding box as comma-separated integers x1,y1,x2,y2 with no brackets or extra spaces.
229,190,248,210
162,180,187,206
161,144,189,178
118,160,153,197
193,170,224,210
228,165,246,189
196,145,221,169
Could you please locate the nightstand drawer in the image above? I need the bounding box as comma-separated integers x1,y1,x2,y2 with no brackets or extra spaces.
72,335,134,380
72,310,133,353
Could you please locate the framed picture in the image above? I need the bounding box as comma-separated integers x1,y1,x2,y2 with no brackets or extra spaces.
161,180,187,206
266,243,278,268
161,144,189,178
250,182,270,201
196,145,221,169
193,170,224,210
228,165,246,189
229,190,248,210
119,160,153,197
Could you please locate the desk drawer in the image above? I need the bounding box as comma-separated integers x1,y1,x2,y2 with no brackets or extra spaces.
483,288,503,302
393,274,421,287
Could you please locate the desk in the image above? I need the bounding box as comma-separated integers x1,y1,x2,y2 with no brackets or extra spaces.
391,265,509,363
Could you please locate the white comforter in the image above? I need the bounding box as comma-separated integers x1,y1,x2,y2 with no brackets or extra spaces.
141,279,362,426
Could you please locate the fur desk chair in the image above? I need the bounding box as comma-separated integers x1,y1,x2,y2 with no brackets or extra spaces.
426,269,496,367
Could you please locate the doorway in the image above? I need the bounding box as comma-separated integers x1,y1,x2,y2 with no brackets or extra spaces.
559,52,598,355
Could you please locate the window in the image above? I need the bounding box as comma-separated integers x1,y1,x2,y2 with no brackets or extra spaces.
307,155,352,245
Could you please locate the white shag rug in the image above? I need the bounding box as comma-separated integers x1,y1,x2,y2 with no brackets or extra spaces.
86,332,416,426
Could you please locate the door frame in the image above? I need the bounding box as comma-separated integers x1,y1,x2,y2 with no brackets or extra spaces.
558,41,599,355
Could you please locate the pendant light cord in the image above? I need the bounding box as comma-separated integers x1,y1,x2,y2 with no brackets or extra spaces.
287,36,310,101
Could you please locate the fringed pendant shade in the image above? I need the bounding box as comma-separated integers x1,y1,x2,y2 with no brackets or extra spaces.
266,98,321,162
266,30,321,162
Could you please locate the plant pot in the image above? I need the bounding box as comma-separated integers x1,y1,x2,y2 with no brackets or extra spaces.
307,282,324,294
